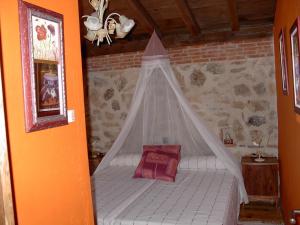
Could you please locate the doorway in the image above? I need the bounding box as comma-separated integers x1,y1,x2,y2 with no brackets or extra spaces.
0,30,15,225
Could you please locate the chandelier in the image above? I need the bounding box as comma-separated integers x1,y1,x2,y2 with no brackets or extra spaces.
82,0,135,46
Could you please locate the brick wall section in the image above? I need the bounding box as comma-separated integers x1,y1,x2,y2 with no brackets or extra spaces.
86,36,274,72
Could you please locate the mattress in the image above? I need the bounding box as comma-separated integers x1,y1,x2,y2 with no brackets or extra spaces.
92,166,239,225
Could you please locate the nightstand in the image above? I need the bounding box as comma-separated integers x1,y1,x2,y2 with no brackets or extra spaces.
242,156,279,206
88,152,104,175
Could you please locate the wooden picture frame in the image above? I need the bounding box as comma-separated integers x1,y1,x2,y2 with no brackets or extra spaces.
220,127,236,147
279,29,289,95
290,17,300,114
18,0,67,132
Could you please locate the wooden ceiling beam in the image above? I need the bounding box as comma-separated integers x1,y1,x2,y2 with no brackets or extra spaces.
175,0,200,36
227,0,240,31
127,0,161,36
83,24,273,56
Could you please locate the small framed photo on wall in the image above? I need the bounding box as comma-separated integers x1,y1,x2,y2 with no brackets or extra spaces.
279,29,289,95
18,0,68,132
290,17,300,114
220,127,235,147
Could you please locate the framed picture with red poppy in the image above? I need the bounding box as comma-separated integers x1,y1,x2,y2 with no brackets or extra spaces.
279,29,289,95
18,0,67,132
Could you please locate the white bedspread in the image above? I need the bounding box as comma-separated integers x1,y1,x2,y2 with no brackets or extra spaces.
92,166,239,225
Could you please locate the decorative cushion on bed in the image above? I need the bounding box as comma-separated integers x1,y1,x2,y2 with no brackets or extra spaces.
110,154,141,166
178,155,226,170
133,145,181,182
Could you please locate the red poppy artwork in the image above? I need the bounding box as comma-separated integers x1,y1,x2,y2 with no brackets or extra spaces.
32,16,60,61
47,24,55,36
36,25,47,40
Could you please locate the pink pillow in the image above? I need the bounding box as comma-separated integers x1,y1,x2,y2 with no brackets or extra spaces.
133,145,181,182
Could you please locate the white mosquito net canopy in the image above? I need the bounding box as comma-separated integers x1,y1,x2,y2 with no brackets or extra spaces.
95,31,248,203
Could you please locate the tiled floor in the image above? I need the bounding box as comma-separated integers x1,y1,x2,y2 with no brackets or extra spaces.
239,202,283,225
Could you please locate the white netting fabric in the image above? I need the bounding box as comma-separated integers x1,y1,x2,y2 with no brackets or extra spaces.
123,66,212,156
142,30,168,60
94,31,248,203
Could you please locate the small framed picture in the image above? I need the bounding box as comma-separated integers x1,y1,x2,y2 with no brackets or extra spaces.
220,127,235,147
19,1,67,132
290,17,300,114
279,29,289,95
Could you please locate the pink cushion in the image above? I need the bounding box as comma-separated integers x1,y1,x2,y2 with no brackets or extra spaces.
133,145,181,182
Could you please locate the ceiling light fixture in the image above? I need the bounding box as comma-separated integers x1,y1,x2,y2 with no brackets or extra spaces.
82,0,135,46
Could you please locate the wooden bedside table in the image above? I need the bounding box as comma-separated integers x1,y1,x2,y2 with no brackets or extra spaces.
88,153,104,175
242,156,279,206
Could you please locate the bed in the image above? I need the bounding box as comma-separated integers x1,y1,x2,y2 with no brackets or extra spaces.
92,156,240,225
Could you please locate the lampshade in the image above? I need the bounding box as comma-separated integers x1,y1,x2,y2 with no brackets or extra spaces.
84,16,102,31
115,23,127,38
119,15,135,33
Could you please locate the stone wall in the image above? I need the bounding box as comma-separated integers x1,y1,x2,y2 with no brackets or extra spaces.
86,37,278,157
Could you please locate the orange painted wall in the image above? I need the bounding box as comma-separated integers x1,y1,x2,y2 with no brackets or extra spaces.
273,0,300,223
0,1,94,225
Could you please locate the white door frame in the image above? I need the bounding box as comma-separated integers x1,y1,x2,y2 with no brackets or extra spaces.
0,32,15,225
